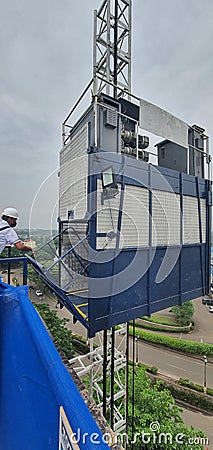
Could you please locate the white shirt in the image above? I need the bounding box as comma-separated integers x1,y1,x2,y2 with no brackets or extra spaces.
0,220,20,255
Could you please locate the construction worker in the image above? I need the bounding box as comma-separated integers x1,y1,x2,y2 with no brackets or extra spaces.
0,207,33,255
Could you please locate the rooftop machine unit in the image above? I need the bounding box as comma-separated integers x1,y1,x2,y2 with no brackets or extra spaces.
157,124,206,177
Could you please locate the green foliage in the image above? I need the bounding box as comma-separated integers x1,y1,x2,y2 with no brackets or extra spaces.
72,335,90,354
207,387,213,396
34,303,74,359
130,327,213,356
134,320,190,334
27,266,49,293
167,384,213,414
171,301,194,326
146,365,158,375
12,277,19,287
84,361,207,448
194,384,204,393
127,367,206,449
141,315,180,326
178,377,213,396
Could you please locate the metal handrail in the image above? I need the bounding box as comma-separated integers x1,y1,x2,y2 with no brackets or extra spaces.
45,234,89,273
0,256,28,285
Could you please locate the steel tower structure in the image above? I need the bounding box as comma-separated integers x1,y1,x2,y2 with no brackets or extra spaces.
93,0,132,98
68,0,133,438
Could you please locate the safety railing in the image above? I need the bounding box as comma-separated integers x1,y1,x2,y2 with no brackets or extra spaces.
0,253,28,286
28,223,89,293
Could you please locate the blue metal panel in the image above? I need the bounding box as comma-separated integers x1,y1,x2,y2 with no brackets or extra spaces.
86,151,211,337
88,244,208,336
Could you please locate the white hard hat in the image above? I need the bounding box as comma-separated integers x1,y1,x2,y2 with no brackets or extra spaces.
2,207,19,219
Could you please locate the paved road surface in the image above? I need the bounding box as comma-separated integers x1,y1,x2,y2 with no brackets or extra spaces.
132,339,213,388
181,408,212,449
155,297,213,344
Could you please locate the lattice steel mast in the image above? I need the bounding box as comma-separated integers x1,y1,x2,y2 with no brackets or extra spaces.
93,0,132,97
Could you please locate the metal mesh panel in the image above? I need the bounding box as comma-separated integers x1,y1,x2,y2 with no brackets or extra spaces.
32,222,88,292
60,223,88,291
152,190,181,246
96,182,149,249
183,196,199,244
59,124,88,220
121,185,149,247
96,180,121,250
183,196,206,244
34,240,59,271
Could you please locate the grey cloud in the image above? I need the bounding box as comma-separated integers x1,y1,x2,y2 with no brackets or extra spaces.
0,0,212,229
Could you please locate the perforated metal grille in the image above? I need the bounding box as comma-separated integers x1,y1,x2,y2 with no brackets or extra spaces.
104,108,117,128
60,223,88,291
121,185,149,247
96,182,150,249
152,190,180,246
59,124,88,220
96,180,121,249
183,196,206,244
183,196,199,244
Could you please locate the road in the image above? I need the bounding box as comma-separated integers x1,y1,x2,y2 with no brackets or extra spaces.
154,297,213,344
133,340,213,388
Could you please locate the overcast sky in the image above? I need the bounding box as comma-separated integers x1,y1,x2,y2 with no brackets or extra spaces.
1,0,212,230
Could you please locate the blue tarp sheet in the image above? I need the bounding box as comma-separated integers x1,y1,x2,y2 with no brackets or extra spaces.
0,282,109,450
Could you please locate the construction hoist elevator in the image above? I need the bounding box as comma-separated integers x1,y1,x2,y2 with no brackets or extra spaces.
28,0,212,440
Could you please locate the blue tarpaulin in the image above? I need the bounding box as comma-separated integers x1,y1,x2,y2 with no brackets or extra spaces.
0,282,109,450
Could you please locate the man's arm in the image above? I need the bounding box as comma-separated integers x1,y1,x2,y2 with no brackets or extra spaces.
14,241,33,252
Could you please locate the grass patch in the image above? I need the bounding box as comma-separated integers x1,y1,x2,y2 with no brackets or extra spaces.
142,314,182,327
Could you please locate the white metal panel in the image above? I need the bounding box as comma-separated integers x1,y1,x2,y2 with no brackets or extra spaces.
183,196,199,244
152,190,180,246
59,125,88,220
121,185,149,247
96,180,121,249
183,197,206,244
140,98,188,148
96,181,205,249
97,183,149,249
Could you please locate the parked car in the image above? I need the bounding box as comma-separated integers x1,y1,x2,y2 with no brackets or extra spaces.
36,290,43,297
208,305,213,313
202,298,213,306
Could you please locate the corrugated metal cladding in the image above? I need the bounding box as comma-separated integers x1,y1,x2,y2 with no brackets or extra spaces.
96,182,149,249
96,180,121,249
96,183,206,248
121,185,149,247
59,124,88,220
152,190,180,246
183,196,206,244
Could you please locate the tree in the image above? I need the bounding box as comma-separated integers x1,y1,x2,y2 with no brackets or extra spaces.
27,265,49,293
171,301,194,326
34,303,74,359
127,366,206,450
